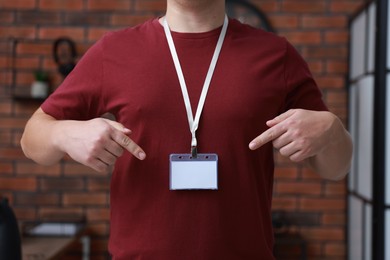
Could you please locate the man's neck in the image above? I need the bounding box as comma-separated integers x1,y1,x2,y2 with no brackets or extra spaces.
162,0,225,33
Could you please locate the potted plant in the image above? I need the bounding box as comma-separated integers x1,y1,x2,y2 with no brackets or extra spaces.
30,70,49,99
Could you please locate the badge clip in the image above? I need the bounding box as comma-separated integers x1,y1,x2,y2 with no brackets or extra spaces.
191,146,198,158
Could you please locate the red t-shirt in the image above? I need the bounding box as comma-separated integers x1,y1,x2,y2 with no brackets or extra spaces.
41,18,327,259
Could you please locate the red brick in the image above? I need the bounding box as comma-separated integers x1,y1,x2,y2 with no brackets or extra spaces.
87,178,110,191
64,163,107,176
39,0,84,11
49,74,64,91
42,57,58,71
66,13,110,27
300,227,344,241
87,28,110,42
300,166,322,180
0,11,14,23
269,14,299,29
300,198,345,211
39,27,85,41
302,46,348,59
75,42,92,54
325,31,349,44
15,71,35,86
282,1,327,13
252,1,280,13
40,177,85,191
0,100,12,114
111,14,155,27
325,90,347,106
16,11,62,25
39,207,84,221
0,0,36,9
0,147,26,160
15,192,60,206
322,213,345,225
17,42,52,56
326,60,347,74
281,31,322,45
13,102,41,116
274,166,298,179
12,131,24,147
329,106,347,122
272,196,297,210
276,182,323,195
0,162,13,174
302,16,347,28
16,162,61,176
330,1,365,13
134,0,166,12
315,75,345,89
0,71,12,87
307,60,324,74
324,242,346,256
14,134,26,149
88,0,131,11
14,207,37,221
0,56,7,68
274,151,297,165
0,177,37,191
86,207,110,221
63,192,107,206
0,130,12,146
15,57,40,69
0,26,36,39
324,182,346,196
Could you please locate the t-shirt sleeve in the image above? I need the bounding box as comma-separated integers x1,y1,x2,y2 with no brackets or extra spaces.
282,40,328,112
41,37,107,120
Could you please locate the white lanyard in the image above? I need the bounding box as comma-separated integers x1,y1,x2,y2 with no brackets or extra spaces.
163,15,228,156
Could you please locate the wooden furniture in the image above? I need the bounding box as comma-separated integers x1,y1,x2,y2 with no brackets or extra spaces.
22,235,90,260
22,236,75,260
21,222,90,260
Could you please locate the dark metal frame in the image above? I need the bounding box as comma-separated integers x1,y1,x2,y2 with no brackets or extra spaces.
347,1,374,258
372,0,388,259
347,0,388,259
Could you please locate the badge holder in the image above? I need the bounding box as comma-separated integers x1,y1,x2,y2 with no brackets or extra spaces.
169,152,218,190
164,15,227,191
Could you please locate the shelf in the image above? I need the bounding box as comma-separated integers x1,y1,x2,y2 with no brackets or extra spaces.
13,95,46,102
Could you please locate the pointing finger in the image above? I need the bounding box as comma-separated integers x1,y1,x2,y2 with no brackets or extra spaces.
249,124,286,150
102,119,146,160
103,118,132,134
266,109,296,127
111,130,146,160
121,135,146,160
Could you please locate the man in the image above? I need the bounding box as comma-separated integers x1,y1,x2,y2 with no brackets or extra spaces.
21,0,352,259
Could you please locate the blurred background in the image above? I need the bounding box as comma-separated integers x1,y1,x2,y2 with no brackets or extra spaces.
0,0,385,259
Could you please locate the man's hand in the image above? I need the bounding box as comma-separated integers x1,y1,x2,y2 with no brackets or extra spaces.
248,109,352,180
21,108,146,173
58,118,146,173
249,109,335,162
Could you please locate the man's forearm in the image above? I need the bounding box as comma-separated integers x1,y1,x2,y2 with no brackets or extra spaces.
20,108,66,165
307,118,353,181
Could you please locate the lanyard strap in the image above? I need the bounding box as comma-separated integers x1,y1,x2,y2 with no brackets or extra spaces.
163,15,228,156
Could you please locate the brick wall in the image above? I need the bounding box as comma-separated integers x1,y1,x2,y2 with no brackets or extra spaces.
0,0,363,259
